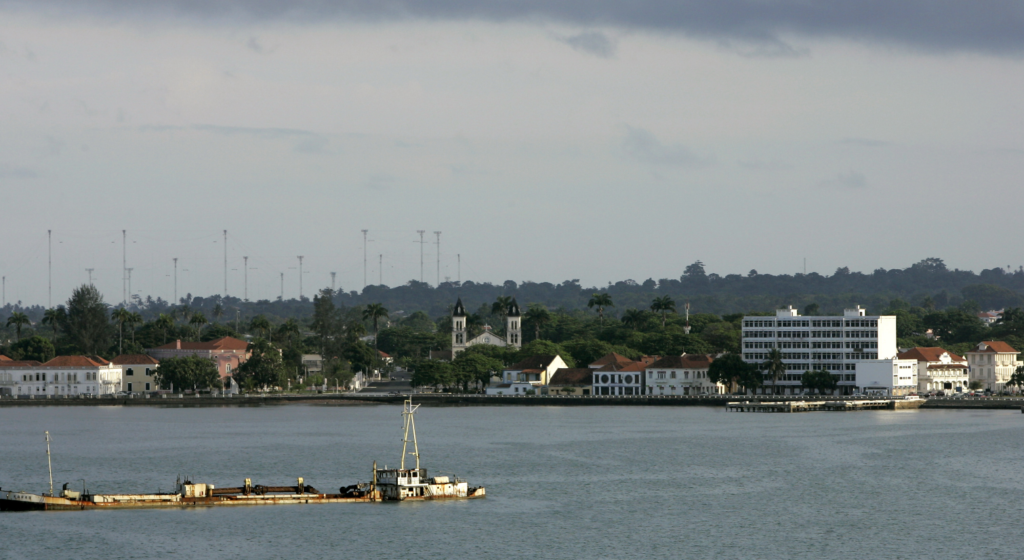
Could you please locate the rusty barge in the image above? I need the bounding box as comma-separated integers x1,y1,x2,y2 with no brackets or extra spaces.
0,398,485,511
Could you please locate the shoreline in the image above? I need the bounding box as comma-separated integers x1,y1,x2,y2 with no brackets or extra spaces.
1,394,1021,410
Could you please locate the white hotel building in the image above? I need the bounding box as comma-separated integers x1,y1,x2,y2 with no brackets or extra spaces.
741,306,898,395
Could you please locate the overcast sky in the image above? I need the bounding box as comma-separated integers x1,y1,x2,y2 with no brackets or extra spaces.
1,1,1022,307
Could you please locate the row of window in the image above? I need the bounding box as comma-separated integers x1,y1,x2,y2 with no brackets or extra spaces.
21,372,84,382
653,371,710,380
743,331,879,339
742,320,880,328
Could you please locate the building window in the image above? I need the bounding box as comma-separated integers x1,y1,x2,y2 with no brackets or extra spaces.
127,382,133,392
145,383,151,391
126,368,134,376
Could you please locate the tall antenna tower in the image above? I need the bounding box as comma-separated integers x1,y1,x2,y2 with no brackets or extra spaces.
683,302,691,334
379,254,383,286
127,268,134,304
86,268,94,286
243,256,249,301
122,230,127,305
223,230,228,297
433,231,441,287
331,272,336,292
298,256,304,299
362,229,368,289
458,254,461,284
47,229,52,308
280,272,284,301
417,230,426,282
173,258,178,303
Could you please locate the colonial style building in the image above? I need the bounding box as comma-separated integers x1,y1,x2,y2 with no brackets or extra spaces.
896,347,968,394
500,355,569,387
644,354,722,395
147,337,250,381
451,298,522,357
544,368,593,395
0,356,122,397
966,341,1021,392
113,354,160,393
741,305,897,394
592,361,646,395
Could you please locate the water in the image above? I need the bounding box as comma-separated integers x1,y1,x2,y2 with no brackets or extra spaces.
1,404,1022,560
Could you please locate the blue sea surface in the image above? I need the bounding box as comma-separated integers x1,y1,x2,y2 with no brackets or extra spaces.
0,404,1021,559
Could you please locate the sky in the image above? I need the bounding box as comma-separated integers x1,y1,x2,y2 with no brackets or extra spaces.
1,1,1022,307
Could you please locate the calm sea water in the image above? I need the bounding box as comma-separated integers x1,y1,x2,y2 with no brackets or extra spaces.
1,404,1022,560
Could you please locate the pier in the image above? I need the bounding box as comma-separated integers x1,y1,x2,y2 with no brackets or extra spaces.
726,399,915,412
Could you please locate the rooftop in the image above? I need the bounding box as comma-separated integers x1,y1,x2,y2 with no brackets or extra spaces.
548,368,593,386
111,354,160,365
897,347,965,363
152,337,249,352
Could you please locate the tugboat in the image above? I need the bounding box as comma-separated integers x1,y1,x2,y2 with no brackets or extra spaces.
0,398,483,511
373,397,485,501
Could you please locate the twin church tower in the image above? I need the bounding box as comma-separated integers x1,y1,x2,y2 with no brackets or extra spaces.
451,297,522,357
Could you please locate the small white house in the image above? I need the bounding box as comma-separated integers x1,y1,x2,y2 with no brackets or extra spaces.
485,382,536,395
855,359,918,396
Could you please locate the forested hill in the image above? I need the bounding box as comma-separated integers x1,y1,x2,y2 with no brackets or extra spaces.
3,258,1023,324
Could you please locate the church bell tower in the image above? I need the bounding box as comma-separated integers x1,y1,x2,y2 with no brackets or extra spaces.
506,298,522,349
452,297,468,356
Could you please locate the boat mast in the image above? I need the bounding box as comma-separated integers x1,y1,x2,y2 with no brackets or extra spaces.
45,431,54,497
400,397,421,471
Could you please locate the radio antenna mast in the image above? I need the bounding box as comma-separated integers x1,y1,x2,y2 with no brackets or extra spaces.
45,431,54,497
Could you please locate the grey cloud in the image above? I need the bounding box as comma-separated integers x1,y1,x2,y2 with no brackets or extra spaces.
558,31,616,58
0,164,38,178
140,124,330,154
622,126,711,167
2,1,1023,54
819,170,866,188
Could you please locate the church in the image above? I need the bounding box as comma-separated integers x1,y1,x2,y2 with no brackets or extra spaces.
451,297,522,357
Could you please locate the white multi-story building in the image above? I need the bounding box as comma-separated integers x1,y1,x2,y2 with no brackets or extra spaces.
896,347,968,394
855,359,918,396
644,354,723,395
592,361,646,396
741,305,897,395
966,341,1021,392
0,356,122,397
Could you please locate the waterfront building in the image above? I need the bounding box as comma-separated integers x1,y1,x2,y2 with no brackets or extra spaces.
147,337,250,382
451,297,522,357
112,354,160,393
854,359,918,396
644,354,722,395
543,368,593,395
0,356,122,397
301,354,323,376
592,361,646,395
740,305,897,395
588,353,635,370
485,381,537,395
500,354,569,387
896,347,968,394
966,341,1021,392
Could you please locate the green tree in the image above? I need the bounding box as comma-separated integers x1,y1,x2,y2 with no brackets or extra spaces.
189,311,209,341
707,352,754,393
491,296,513,329
250,315,272,341
6,311,31,341
342,340,376,376
111,308,131,354
7,335,56,362
762,348,785,395
155,314,175,344
363,303,389,371
42,307,66,341
1006,365,1024,393
155,355,222,392
453,351,504,391
212,303,224,323
128,312,143,345
61,285,111,355
523,304,551,341
411,360,455,391
235,338,285,390
276,319,301,347
650,296,676,328
801,370,838,395
621,309,647,331
587,293,614,326
311,288,339,355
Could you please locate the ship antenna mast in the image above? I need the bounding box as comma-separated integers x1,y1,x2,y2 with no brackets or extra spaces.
45,431,54,497
400,397,421,471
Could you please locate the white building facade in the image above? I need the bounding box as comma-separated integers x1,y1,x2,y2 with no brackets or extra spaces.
592,362,646,396
644,355,724,396
741,306,897,395
966,341,1021,392
451,298,522,357
0,356,122,397
896,347,968,394
855,359,918,396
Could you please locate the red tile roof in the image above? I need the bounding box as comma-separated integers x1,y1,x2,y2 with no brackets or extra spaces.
548,368,593,386
507,355,559,371
42,356,109,367
111,354,160,365
0,354,11,361
597,361,647,372
647,354,715,369
0,360,43,368
974,341,1018,354
589,353,635,368
897,347,966,363
152,337,249,351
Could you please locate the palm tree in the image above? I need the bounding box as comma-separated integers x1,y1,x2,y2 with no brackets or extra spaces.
523,304,551,341
277,319,300,346
111,308,132,354
363,303,389,372
42,307,66,340
155,313,174,344
650,296,676,328
128,312,143,345
212,303,224,324
6,311,31,341
189,312,208,341
621,309,646,331
491,296,513,330
250,315,272,342
762,348,786,395
587,293,614,326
